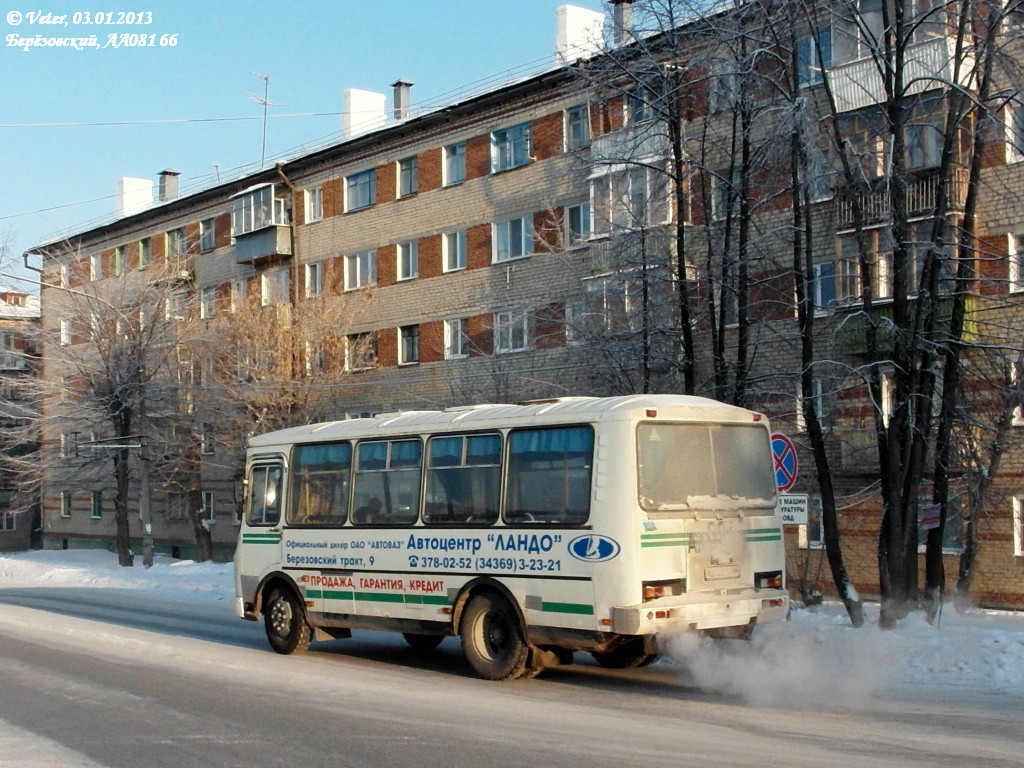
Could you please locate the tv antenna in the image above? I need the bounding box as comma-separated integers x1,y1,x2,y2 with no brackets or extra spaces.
248,72,283,167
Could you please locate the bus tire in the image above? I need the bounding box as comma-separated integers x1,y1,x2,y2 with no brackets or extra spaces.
403,633,444,651
264,587,312,655
592,638,656,669
460,594,529,681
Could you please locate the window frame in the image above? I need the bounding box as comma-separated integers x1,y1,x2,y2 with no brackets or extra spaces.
797,27,832,88
397,240,419,281
91,490,102,519
443,141,466,186
398,324,420,365
261,269,290,306
494,309,530,354
345,249,378,291
1009,233,1024,293
444,317,470,359
566,202,592,246
305,186,324,223
564,104,591,151
1014,494,1024,557
200,286,217,319
305,261,324,298
492,216,534,263
138,237,151,268
443,230,467,272
490,122,532,173
1006,102,1024,164
398,156,419,197
61,490,72,518
199,218,216,252
346,332,378,371
345,169,376,212
203,490,216,524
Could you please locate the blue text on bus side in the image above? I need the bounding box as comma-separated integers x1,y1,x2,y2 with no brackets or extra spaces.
493,534,554,554
406,535,482,554
567,534,621,563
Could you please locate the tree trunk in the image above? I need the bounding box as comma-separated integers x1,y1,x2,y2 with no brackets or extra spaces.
187,486,213,562
113,413,133,567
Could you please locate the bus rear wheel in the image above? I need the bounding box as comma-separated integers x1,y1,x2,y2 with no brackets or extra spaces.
460,594,529,680
403,633,444,651
264,587,312,655
592,638,657,669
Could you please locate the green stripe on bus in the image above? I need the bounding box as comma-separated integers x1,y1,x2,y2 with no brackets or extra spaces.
242,537,280,544
640,532,693,540
403,594,449,606
641,539,688,548
540,601,594,615
748,535,782,542
307,589,355,600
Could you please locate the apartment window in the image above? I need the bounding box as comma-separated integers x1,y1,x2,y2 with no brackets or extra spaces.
881,371,895,428
0,332,21,370
565,301,586,345
60,432,75,459
591,165,671,234
567,203,591,245
443,230,467,272
261,269,290,306
345,249,377,290
834,0,884,64
199,218,216,252
167,227,187,258
1009,234,1024,293
60,262,70,289
305,186,323,223
304,340,325,377
796,379,837,432
232,184,288,235
810,262,837,311
398,156,419,197
710,62,739,112
231,279,247,312
443,141,466,186
306,262,324,297
113,246,125,277
711,166,742,222
59,318,72,346
905,110,944,170
565,104,590,150
90,252,103,282
90,490,102,519
61,491,72,518
1007,102,1024,162
444,318,469,359
1010,361,1024,427
202,423,215,454
346,332,378,371
494,310,529,353
200,286,217,319
0,508,13,532
201,356,214,388
346,169,376,211
493,216,534,263
626,83,660,124
397,241,419,280
399,324,420,365
138,237,151,268
797,28,832,87
203,491,216,523
1014,495,1024,557
491,122,532,173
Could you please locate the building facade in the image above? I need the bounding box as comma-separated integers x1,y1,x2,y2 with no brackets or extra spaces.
25,1,1024,607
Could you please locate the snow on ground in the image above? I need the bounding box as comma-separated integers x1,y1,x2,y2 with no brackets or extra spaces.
1,549,1022,708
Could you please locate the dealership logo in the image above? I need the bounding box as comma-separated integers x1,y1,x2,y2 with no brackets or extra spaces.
568,534,621,562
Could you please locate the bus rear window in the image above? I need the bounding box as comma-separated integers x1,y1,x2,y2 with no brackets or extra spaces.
638,423,775,512
288,442,351,526
504,426,593,525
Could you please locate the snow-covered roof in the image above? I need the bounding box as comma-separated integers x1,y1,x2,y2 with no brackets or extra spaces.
248,394,765,448
0,291,40,320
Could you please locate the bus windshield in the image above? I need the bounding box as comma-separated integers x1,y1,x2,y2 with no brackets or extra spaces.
637,423,776,512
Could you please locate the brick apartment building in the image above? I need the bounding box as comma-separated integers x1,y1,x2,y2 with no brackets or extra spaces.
0,289,40,552
23,1,1024,607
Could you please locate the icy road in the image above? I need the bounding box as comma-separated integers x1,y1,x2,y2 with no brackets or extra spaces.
0,551,1021,768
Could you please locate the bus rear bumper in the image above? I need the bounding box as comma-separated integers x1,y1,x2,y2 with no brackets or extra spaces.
612,590,789,636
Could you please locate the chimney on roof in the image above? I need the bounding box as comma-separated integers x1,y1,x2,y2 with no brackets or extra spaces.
392,79,413,121
555,5,605,63
611,0,634,47
343,88,387,140
158,168,181,202
117,176,153,218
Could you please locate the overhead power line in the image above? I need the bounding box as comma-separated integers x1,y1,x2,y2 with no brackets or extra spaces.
0,112,342,129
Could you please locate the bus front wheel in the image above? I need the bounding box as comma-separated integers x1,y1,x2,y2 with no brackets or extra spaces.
264,587,312,655
460,594,529,680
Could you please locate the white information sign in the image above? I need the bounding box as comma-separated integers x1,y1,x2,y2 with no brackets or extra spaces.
778,493,809,525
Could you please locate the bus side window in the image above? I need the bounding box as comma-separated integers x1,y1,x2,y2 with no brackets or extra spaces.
248,465,283,526
504,426,593,525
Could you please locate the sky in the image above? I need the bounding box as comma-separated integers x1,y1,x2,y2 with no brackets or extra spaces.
0,0,607,287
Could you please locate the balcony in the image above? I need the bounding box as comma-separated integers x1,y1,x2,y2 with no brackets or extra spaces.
837,167,969,227
235,225,292,265
590,122,670,166
828,36,974,114
836,293,978,355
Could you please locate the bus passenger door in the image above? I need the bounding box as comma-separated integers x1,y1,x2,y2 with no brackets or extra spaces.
236,461,285,609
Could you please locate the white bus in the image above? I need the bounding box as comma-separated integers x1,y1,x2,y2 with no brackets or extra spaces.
234,394,788,680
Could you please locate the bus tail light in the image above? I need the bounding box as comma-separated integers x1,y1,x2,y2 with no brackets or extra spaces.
755,571,783,590
642,579,685,601
762,598,785,609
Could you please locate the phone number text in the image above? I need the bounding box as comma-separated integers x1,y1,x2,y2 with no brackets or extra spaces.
407,555,562,573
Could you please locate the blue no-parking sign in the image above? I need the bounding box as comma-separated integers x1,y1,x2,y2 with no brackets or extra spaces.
771,433,798,493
